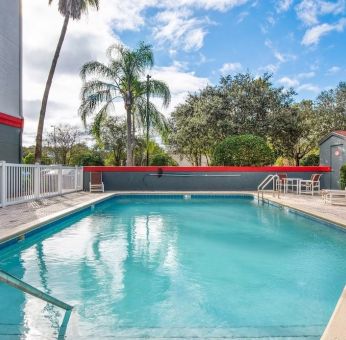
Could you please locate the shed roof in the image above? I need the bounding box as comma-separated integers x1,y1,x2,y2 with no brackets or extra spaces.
319,130,346,144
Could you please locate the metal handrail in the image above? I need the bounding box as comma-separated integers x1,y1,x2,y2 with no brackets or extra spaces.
0,269,73,338
257,174,280,200
0,269,73,311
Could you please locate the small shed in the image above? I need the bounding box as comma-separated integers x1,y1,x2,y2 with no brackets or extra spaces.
320,131,346,189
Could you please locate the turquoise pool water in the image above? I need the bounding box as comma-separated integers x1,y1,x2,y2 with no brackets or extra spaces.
0,195,346,339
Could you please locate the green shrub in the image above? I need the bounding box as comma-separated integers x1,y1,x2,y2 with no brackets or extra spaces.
301,153,319,166
22,152,35,164
340,164,346,189
150,153,177,166
213,134,274,166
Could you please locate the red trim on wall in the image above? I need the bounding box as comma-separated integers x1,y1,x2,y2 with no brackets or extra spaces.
84,166,331,173
0,112,24,129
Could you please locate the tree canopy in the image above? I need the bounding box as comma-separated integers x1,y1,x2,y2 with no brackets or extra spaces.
169,73,346,165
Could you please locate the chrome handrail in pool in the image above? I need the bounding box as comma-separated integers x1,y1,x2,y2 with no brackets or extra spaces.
257,174,280,200
0,269,73,338
0,269,73,311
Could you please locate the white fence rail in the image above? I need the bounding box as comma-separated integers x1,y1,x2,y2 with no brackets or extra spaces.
0,162,83,208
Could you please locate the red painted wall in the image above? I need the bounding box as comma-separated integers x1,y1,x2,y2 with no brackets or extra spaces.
0,112,24,129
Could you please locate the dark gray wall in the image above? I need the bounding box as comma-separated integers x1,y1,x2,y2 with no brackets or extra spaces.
83,171,329,191
320,134,346,189
0,125,21,163
0,0,22,163
0,0,22,118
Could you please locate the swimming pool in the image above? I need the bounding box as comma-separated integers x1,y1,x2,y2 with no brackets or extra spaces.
0,195,345,339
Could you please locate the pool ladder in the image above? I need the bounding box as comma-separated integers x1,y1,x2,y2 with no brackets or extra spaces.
0,269,73,338
257,174,280,201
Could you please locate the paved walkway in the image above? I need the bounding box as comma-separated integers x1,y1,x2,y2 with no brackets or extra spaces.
0,191,114,244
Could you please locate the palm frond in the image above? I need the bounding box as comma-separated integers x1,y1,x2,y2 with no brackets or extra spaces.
81,80,117,100
134,97,169,138
80,61,116,82
79,85,114,126
148,79,171,108
50,0,99,19
91,102,113,140
134,41,154,70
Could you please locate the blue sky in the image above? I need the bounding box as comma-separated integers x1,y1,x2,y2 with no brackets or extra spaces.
22,0,346,144
118,0,346,99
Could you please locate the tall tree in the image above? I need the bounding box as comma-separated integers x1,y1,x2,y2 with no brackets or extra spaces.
34,0,99,163
79,42,171,165
97,116,127,166
315,82,346,132
169,73,294,164
219,73,295,137
268,101,321,165
45,124,81,165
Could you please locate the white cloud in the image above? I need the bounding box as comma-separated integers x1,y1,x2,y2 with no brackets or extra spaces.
237,11,249,23
296,0,345,26
160,0,248,11
152,65,210,112
220,62,242,75
258,64,279,73
297,83,321,93
277,0,293,13
153,9,212,51
22,0,124,145
278,76,299,88
327,66,341,74
263,39,297,73
301,18,346,45
297,71,315,79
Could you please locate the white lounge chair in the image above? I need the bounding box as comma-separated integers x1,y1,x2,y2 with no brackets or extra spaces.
89,172,104,192
300,174,322,195
322,187,346,205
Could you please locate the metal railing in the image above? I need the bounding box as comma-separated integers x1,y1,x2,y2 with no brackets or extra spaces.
0,161,83,207
257,174,280,200
0,269,73,338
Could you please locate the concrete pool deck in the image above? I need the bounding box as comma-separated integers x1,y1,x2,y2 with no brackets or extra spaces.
0,191,115,246
0,190,345,339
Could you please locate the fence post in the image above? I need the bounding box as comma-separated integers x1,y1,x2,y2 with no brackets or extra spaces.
34,163,40,199
74,166,78,191
58,165,63,195
1,161,7,207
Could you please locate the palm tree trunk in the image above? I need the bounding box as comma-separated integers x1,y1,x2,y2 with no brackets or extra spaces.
34,15,70,163
126,107,133,165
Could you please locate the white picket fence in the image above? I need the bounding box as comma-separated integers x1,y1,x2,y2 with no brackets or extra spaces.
0,162,83,207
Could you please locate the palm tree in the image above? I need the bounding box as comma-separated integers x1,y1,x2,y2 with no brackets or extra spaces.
79,42,171,165
34,0,100,163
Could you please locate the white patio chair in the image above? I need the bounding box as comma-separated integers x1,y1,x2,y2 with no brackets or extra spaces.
89,172,104,192
299,174,322,195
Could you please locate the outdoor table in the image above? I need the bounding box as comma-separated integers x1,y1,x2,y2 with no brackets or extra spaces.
283,178,301,194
